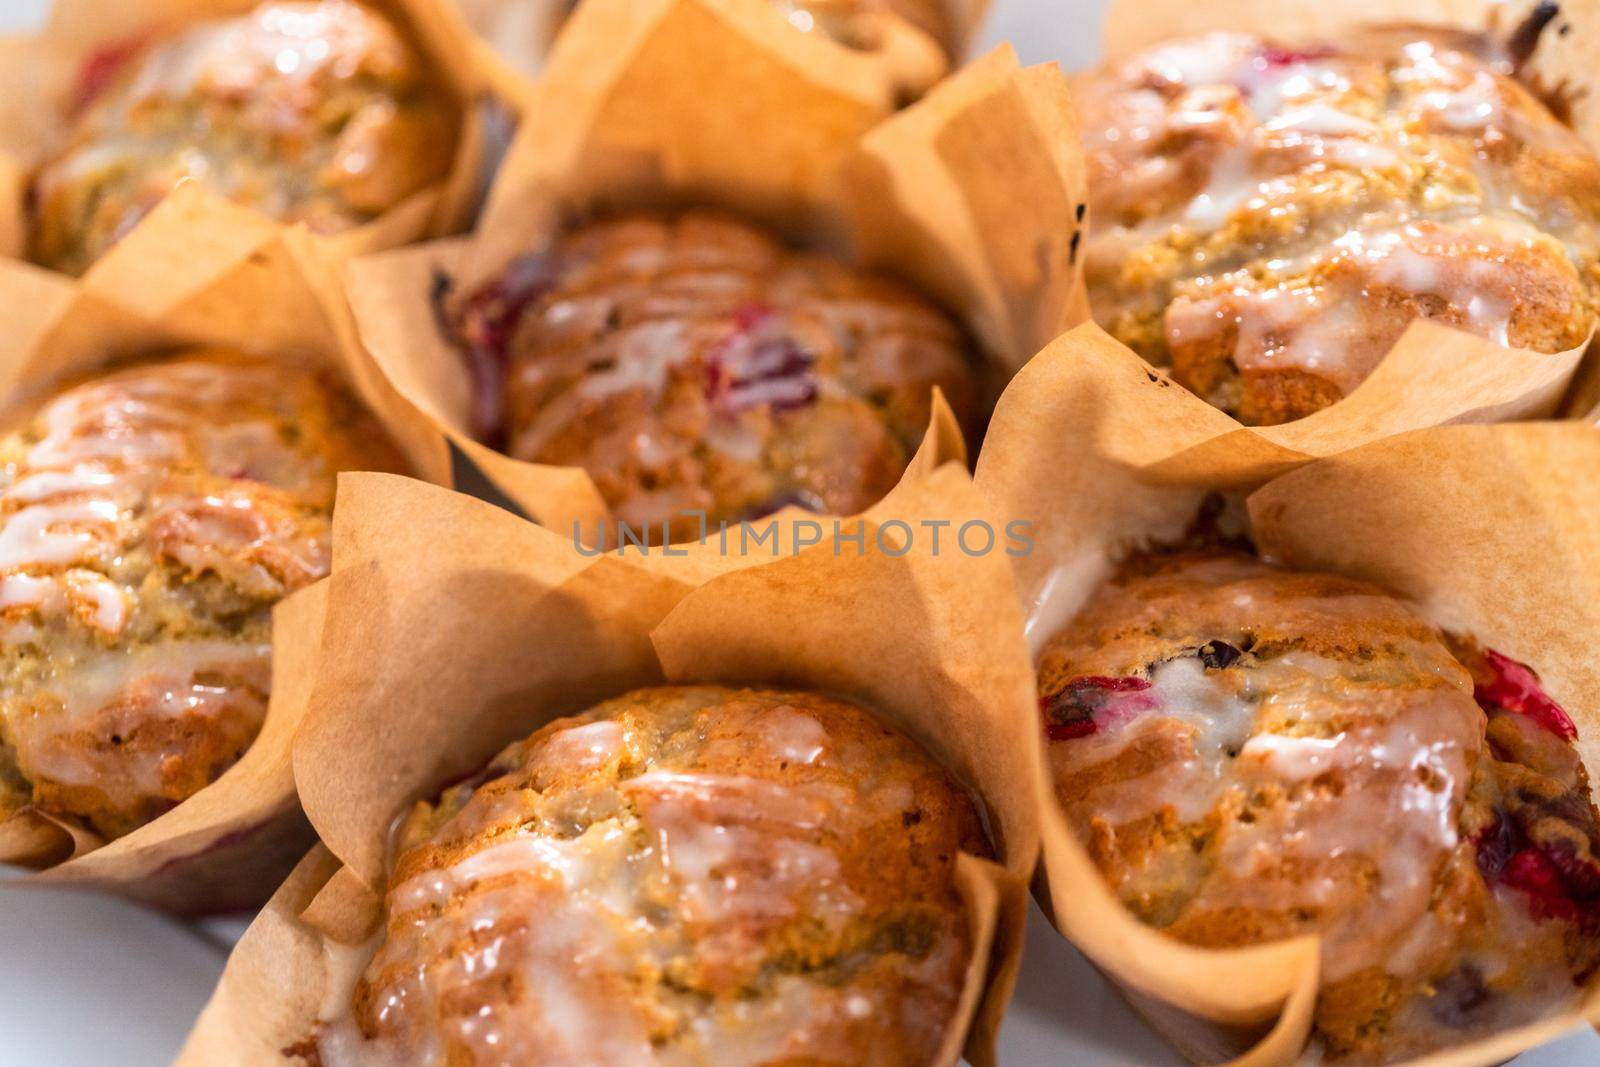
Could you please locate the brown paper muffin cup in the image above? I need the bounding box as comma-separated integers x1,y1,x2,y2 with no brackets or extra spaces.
0,0,493,273
457,0,989,103
975,343,1600,1064
176,464,1040,1065
982,321,1590,495
0,214,452,912
342,0,1086,543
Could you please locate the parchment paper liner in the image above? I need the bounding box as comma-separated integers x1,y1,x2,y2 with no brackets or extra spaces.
0,0,492,273
975,325,1600,1064
176,464,1039,1065
342,0,1086,544
0,208,452,911
980,320,1588,495
455,0,991,105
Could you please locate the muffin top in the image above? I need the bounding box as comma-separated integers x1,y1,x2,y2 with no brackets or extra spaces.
29,0,456,275
1080,30,1600,424
452,212,978,538
314,685,987,1067
0,350,406,841
1039,552,1600,1060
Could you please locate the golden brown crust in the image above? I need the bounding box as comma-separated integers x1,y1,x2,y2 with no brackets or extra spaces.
321,686,987,1066
453,212,978,539
1080,31,1600,424
28,0,457,275
1039,552,1600,1060
0,350,407,839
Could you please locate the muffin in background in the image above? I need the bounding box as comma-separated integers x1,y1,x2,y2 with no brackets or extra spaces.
0,351,407,842
28,0,457,275
769,0,952,53
1039,551,1600,1062
553,0,953,56
1079,30,1600,424
450,211,979,539
310,685,987,1066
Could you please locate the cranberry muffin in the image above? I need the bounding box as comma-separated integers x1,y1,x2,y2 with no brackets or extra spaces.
0,351,407,842
450,211,979,539
1080,30,1600,424
1039,552,1600,1061
309,685,987,1066
29,0,457,276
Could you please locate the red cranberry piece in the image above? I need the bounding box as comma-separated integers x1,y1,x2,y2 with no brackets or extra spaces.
1254,45,1337,70
704,303,818,415
1041,676,1156,741
1538,838,1600,900
445,254,558,446
1475,807,1600,931
73,34,148,112
1474,649,1578,741
1501,848,1583,923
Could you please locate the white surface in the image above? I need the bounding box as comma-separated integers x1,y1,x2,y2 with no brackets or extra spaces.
0,879,227,1067
0,0,1596,1064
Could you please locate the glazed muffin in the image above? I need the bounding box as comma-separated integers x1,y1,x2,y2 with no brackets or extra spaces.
29,0,457,275
450,211,979,539
1079,30,1600,424
769,0,951,52
1038,551,1600,1061
308,685,987,1066
555,0,951,55
0,351,407,842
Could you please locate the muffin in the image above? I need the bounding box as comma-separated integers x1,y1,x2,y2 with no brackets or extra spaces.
28,0,457,275
449,211,979,539
768,0,951,52
307,685,987,1066
1079,30,1600,424
0,350,407,842
556,0,952,56
1037,551,1600,1061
